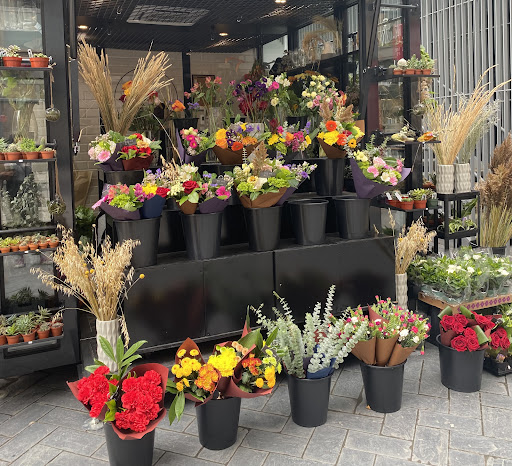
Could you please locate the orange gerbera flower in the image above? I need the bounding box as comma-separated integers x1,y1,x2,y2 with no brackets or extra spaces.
216,139,228,149
171,100,186,112
231,141,243,151
325,120,338,132
337,133,348,146
285,132,294,142
242,136,258,146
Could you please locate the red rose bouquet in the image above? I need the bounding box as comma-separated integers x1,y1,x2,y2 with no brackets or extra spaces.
68,337,168,440
485,313,512,369
116,133,161,171
438,305,492,352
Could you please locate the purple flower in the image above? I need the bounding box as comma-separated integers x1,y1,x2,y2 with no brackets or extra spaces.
246,124,254,133
300,171,308,179
188,102,200,109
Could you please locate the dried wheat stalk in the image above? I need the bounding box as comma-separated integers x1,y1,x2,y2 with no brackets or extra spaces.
249,142,268,175
78,40,173,134
490,133,512,171
424,67,511,165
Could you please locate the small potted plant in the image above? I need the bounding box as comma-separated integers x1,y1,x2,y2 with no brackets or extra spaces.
38,235,49,249
399,195,414,210
36,320,51,339
386,191,400,208
35,306,52,339
1,45,22,67
18,138,39,159
408,188,430,209
0,316,7,346
419,45,434,75
5,142,21,161
0,138,7,160
50,311,64,336
29,52,49,68
5,322,20,345
40,147,55,159
404,56,417,75
9,237,21,252
15,313,37,342
28,236,38,250
49,235,59,248
19,239,29,252
393,58,408,75
0,239,10,254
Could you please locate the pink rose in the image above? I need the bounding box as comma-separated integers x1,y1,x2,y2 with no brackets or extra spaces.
389,175,398,185
367,166,379,178
373,157,386,167
88,147,96,160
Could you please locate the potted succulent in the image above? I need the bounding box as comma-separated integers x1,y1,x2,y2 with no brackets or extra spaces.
16,313,37,342
50,311,64,337
5,143,21,161
40,147,55,159
392,58,408,75
408,188,432,209
253,285,365,427
28,236,38,250
29,52,49,68
19,239,29,252
419,46,434,74
38,235,49,249
405,55,419,75
18,138,39,159
9,237,21,252
68,337,168,466
0,240,10,254
0,316,7,346
49,235,59,248
399,195,414,210
35,306,52,339
5,322,20,345
36,321,51,339
1,45,22,67
0,138,7,160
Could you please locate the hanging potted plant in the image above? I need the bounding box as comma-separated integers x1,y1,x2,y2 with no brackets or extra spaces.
29,52,49,68
253,285,365,427
1,45,22,67
68,337,168,466
213,121,264,165
31,226,143,371
116,133,161,171
437,306,492,392
176,127,215,166
344,299,430,413
232,143,296,252
162,159,233,260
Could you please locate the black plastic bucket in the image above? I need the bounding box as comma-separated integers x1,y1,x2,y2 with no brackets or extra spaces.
105,170,144,186
173,118,199,132
289,199,328,245
104,422,155,466
315,158,345,196
437,335,484,392
244,206,282,252
288,373,332,427
114,217,160,268
333,196,370,239
181,212,222,260
196,397,241,450
360,361,405,413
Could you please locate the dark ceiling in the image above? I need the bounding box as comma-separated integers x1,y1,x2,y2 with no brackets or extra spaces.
75,0,338,53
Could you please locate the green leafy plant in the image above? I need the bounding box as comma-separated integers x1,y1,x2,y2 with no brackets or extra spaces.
0,138,7,152
36,306,51,324
4,324,19,336
2,45,21,57
409,188,434,200
9,287,34,307
15,313,36,335
6,143,19,152
407,54,421,69
32,53,48,58
75,205,97,245
17,138,37,152
38,321,51,331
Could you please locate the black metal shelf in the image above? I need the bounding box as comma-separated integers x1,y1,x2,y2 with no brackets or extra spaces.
0,158,56,164
375,202,426,213
437,191,479,201
436,228,479,240
387,140,441,146
376,70,440,82
0,247,56,257
0,225,56,235
0,66,51,72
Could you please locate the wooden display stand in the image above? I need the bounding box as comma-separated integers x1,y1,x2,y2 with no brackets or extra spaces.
418,291,512,312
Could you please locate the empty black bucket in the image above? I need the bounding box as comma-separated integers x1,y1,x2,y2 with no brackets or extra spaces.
333,196,370,239
181,212,222,260
289,199,328,245
105,170,144,186
173,118,199,132
437,335,484,392
360,361,405,413
288,373,332,427
104,422,155,466
315,158,345,196
244,206,282,252
196,397,241,450
114,217,160,268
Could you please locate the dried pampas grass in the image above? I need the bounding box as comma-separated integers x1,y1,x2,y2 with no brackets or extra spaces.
78,40,173,135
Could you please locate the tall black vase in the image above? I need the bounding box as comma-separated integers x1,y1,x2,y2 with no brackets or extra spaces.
360,361,405,413
181,212,222,260
244,206,282,252
288,374,332,427
105,170,144,186
315,158,345,196
103,423,155,466
173,118,199,132
437,335,484,392
289,199,328,245
333,196,370,239
114,217,160,268
196,397,241,450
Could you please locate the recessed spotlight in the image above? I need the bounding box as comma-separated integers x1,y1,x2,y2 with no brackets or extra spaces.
219,32,228,37
78,25,88,30
275,0,286,4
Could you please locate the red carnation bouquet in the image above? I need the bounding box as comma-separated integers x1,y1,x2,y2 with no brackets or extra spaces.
116,133,161,171
68,337,168,440
438,305,493,352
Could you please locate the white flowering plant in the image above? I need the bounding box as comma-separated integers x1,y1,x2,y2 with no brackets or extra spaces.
252,285,365,379
263,73,292,113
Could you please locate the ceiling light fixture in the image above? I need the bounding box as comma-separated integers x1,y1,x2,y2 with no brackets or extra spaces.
219,32,228,36
78,24,88,30
275,0,286,4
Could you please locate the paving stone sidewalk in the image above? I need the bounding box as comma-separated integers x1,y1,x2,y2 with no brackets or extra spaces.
0,342,510,466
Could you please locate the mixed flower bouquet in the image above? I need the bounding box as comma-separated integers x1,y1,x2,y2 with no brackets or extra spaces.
185,76,224,109
485,310,512,370
266,122,317,157
138,169,171,218
291,72,339,115
233,78,270,123
176,127,215,165
213,121,266,164
68,337,168,440
262,73,292,120
93,184,143,220
232,143,298,208
438,306,493,351
88,131,126,171
116,133,161,171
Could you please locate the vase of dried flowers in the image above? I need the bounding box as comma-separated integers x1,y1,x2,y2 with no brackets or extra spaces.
454,163,472,193
395,273,408,309
436,164,455,194
96,319,120,372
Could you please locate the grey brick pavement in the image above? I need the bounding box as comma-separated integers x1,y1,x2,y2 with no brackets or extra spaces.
0,342,509,465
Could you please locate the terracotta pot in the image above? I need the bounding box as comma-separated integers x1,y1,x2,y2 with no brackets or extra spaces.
37,329,50,339
121,154,154,171
0,153,5,160
393,69,403,75
19,245,29,251
49,241,59,248
29,57,49,68
22,332,36,342
179,201,198,214
10,245,19,252
415,69,423,74
0,247,10,253
24,151,39,160
318,138,347,159
413,200,427,209
422,69,432,75
51,325,63,337
0,335,6,346
400,201,414,210
6,335,20,344
404,69,415,75
3,57,23,67
38,242,48,249
212,146,244,165
386,200,399,208
41,150,55,159
28,243,38,250
5,152,22,161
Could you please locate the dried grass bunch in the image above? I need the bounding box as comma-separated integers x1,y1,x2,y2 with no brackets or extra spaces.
477,134,512,247
424,67,510,165
31,227,142,330
78,40,173,135
389,212,436,274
